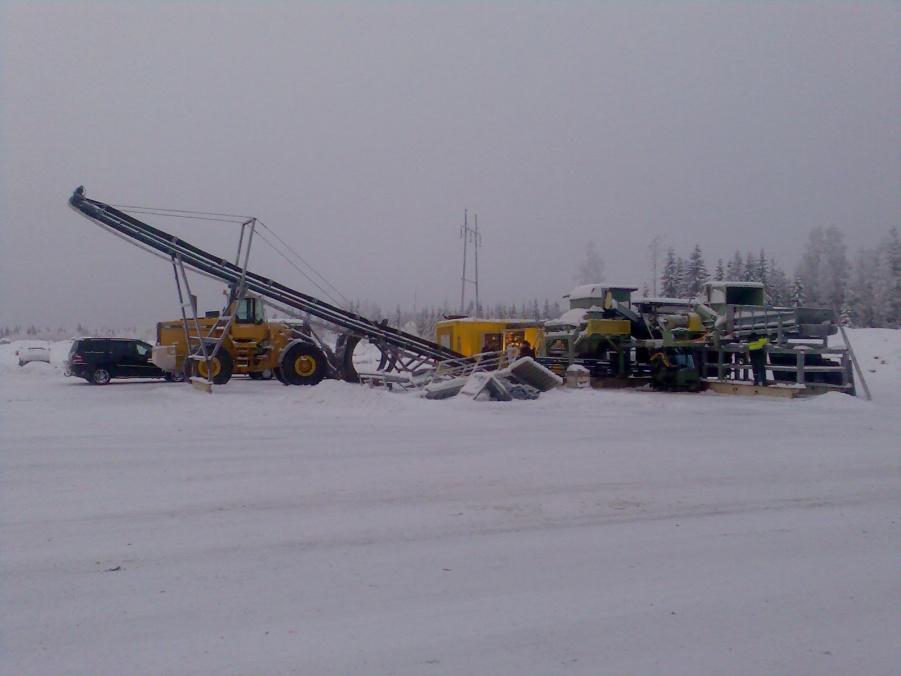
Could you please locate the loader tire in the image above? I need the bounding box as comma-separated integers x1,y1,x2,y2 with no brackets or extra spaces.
191,348,233,385
280,343,327,386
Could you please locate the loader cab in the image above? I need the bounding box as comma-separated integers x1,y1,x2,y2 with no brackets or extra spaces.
230,295,270,345
234,296,266,324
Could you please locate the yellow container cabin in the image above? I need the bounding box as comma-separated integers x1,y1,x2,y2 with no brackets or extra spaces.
434,318,545,358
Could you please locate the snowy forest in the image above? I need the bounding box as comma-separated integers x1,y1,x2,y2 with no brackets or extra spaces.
2,226,898,341
649,225,899,329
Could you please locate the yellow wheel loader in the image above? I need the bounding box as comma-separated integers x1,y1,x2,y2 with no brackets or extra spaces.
152,294,328,386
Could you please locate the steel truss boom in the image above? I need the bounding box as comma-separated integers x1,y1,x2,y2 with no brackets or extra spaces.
69,187,460,364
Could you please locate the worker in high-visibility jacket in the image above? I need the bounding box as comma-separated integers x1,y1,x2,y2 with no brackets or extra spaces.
747,333,770,386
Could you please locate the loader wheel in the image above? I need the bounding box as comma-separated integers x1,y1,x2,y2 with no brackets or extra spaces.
192,349,233,385
280,343,326,386
91,368,111,385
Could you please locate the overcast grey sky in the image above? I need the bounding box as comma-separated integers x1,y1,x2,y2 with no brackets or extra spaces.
1,1,898,328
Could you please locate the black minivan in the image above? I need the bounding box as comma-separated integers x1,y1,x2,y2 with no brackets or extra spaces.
66,338,179,385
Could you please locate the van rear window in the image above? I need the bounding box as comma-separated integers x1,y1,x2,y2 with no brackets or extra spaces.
75,339,107,352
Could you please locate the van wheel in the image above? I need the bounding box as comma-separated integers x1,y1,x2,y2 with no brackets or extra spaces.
91,368,111,385
279,343,327,386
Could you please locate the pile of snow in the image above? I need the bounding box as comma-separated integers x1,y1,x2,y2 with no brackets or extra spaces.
835,328,901,401
1,330,899,675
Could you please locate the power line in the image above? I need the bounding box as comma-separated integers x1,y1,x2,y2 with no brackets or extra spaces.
113,203,350,308
254,230,346,308
111,208,247,225
256,219,350,308
110,203,254,220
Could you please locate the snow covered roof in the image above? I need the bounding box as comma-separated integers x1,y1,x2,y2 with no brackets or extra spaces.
436,317,542,326
565,284,638,300
545,308,589,327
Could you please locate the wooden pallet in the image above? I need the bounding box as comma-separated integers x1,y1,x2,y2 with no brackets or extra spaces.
704,379,802,398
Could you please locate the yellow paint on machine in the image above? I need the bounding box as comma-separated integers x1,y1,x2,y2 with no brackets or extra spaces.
434,319,544,358
583,318,631,337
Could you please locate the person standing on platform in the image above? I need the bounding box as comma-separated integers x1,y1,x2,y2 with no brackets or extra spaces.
747,332,770,386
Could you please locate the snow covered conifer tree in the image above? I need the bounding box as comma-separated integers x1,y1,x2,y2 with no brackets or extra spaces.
871,246,897,327
756,250,768,287
796,227,826,306
791,275,805,307
661,248,679,297
686,244,709,297
743,251,757,282
847,249,877,327
726,251,743,280
714,259,725,281
872,226,900,326
575,241,605,284
767,259,790,306
820,226,849,311
674,256,687,297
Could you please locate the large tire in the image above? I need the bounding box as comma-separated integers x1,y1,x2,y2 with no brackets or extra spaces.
191,348,233,385
279,343,327,386
91,367,111,385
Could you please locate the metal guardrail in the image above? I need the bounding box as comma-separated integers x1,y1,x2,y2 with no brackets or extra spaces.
434,351,507,380
706,343,852,390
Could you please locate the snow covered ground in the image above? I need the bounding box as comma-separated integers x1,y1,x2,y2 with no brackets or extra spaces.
1,330,899,675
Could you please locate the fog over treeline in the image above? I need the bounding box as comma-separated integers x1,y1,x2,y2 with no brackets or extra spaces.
5,223,897,342
1,2,898,328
